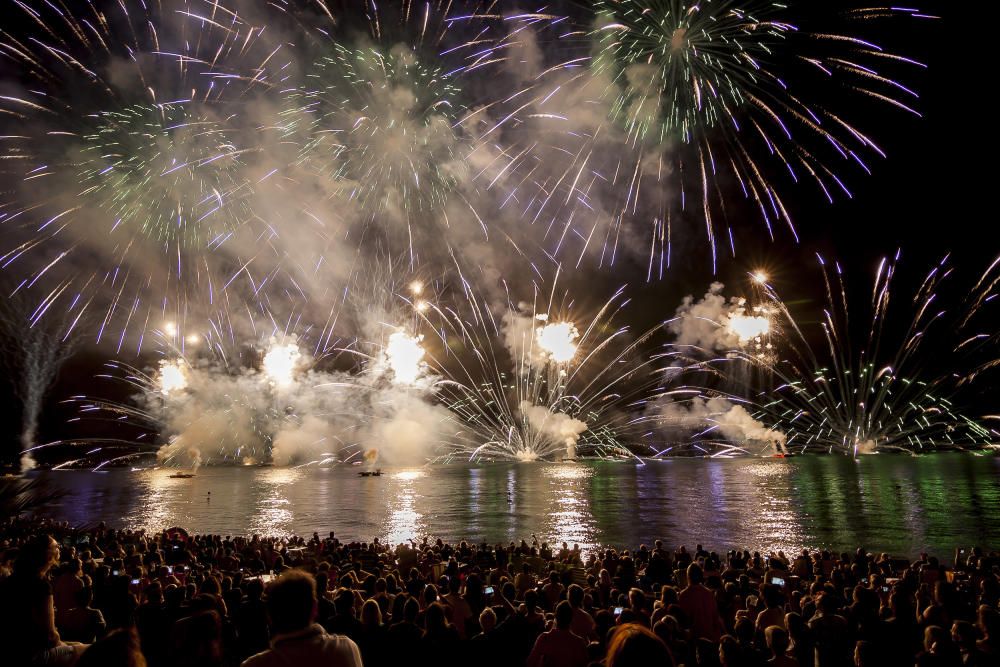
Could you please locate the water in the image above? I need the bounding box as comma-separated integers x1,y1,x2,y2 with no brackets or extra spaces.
31,454,1000,558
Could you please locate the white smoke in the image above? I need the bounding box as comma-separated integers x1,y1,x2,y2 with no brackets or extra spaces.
669,283,772,356
855,439,878,455
519,401,588,459
656,396,787,453
271,415,334,467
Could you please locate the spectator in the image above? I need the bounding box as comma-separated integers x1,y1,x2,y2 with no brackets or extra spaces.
526,600,589,667
242,571,362,667
679,563,726,642
605,623,674,667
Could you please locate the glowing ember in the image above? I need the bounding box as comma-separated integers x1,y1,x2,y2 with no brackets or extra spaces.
263,340,302,387
536,321,579,364
386,331,426,385
158,359,188,395
727,313,771,345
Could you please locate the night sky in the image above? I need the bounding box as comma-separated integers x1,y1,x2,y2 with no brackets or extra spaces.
0,1,993,461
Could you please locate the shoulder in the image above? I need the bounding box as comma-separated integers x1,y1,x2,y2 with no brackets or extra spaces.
240,650,272,667
323,633,362,655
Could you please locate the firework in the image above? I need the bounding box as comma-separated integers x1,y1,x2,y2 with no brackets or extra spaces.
277,1,556,264
0,0,280,348
744,253,999,454
508,2,935,273
411,267,718,461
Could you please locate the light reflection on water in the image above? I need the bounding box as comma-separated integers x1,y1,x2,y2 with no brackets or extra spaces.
540,464,596,550
385,469,427,544
33,455,1000,557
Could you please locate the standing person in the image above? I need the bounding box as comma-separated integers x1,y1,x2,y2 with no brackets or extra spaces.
526,601,589,667
679,564,726,642
241,571,362,667
808,593,852,667
0,534,86,666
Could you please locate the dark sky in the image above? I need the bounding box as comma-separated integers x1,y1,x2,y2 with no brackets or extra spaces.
2,0,994,461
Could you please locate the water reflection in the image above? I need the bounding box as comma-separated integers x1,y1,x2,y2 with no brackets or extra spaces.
126,471,170,532
385,469,426,544
744,462,805,554
540,464,597,554
247,468,300,538
31,455,1000,558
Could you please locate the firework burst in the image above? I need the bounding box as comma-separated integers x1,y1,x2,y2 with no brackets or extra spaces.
745,253,999,454
0,0,277,348
508,2,935,274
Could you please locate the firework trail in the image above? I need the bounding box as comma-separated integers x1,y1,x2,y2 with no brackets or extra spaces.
0,0,287,350
412,263,720,461
743,253,999,454
276,1,562,266
494,2,935,275
0,283,80,470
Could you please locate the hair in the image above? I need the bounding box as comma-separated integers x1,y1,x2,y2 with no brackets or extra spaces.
765,626,789,654
629,588,645,609
605,624,673,667
555,600,574,630
568,583,585,607
479,606,497,632
425,602,448,632
78,628,146,667
719,635,741,666
361,599,382,627
334,587,355,615
266,570,317,634
855,640,878,666
687,563,704,585
403,596,420,623
14,534,57,577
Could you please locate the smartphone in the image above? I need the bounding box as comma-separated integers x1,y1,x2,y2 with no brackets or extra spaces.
881,585,890,592
772,576,785,587
173,545,180,551
484,586,494,596
112,569,120,576
131,578,140,585
613,606,624,616
166,566,174,574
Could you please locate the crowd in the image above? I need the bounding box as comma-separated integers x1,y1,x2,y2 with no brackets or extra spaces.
1,517,998,667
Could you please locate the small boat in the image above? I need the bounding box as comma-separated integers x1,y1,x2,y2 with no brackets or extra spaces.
358,469,383,477
169,472,196,479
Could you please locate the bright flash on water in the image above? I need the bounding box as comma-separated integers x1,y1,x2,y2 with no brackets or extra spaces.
536,321,579,364
158,360,187,395
386,331,426,385
262,341,302,387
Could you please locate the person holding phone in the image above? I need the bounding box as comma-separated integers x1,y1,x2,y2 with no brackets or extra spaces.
755,585,787,635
